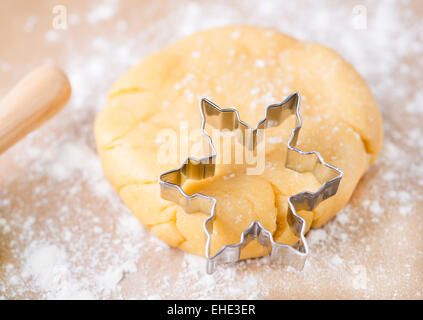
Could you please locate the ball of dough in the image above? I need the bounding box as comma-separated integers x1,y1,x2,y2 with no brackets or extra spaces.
94,26,383,258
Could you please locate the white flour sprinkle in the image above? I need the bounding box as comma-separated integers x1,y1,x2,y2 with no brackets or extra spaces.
250,88,260,95
255,59,266,68
24,16,38,33
307,229,328,245
0,62,11,72
1,0,422,299
86,0,118,24
45,30,60,43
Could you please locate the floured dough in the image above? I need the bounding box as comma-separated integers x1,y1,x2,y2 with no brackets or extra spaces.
94,26,383,259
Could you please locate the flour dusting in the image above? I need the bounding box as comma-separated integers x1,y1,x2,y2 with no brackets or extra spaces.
0,0,422,299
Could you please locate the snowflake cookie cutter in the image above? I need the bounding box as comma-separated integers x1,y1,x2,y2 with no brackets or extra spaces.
159,93,343,274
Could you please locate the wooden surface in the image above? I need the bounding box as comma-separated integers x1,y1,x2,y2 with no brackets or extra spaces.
0,0,422,299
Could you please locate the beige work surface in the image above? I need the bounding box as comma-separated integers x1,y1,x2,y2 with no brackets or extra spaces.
0,0,422,299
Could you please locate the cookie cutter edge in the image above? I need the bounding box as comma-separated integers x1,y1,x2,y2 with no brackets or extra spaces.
159,93,343,274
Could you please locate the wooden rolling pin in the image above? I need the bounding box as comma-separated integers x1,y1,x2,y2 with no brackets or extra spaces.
0,65,71,154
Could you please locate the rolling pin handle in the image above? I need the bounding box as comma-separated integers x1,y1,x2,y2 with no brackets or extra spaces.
0,65,71,154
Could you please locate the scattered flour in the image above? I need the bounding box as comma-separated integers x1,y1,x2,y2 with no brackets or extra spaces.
0,0,422,299
45,30,59,43
255,59,266,68
23,16,38,33
86,0,118,24
307,229,328,245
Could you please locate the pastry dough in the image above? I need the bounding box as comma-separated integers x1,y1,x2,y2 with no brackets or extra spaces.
94,26,383,258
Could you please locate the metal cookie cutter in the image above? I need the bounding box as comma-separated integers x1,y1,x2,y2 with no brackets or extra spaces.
159,93,343,274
